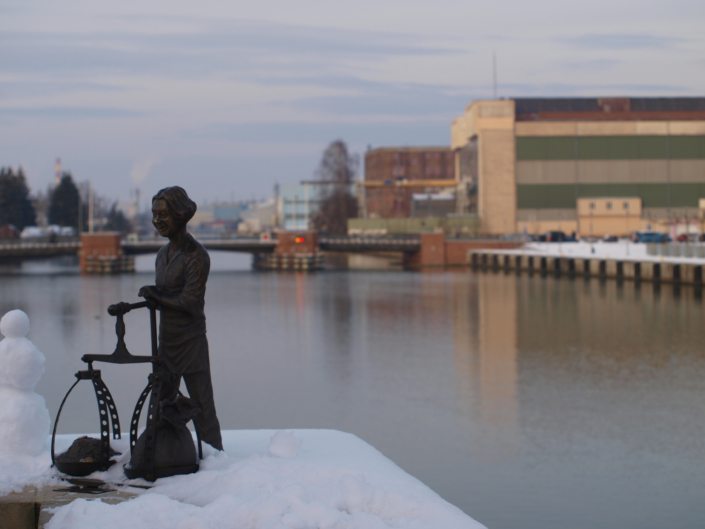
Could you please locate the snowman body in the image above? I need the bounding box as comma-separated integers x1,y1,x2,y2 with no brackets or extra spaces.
0,310,50,456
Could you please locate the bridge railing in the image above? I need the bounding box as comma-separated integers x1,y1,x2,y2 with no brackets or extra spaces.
319,235,421,252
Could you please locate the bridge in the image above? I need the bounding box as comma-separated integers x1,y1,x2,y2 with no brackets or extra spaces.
0,237,418,259
0,240,81,261
123,239,277,255
0,231,519,271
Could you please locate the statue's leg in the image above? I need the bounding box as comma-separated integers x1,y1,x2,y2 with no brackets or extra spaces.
182,369,223,451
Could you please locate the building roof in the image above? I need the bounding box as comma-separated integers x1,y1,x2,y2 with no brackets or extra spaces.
514,97,705,121
365,146,452,156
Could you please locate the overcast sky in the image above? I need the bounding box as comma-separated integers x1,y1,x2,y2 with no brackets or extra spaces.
1,0,703,209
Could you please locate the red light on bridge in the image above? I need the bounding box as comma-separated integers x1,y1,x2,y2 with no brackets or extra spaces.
295,237,305,243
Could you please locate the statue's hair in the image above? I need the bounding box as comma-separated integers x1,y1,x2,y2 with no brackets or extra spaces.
152,187,197,224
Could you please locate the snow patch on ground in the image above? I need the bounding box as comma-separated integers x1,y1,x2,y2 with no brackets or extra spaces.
2,430,483,528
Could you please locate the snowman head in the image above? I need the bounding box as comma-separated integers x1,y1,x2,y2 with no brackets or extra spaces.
0,310,45,390
0,310,30,339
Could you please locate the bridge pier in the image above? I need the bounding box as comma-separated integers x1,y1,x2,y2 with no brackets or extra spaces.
253,231,323,271
80,233,133,274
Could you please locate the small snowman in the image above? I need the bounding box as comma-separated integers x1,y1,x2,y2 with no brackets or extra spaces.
0,310,50,456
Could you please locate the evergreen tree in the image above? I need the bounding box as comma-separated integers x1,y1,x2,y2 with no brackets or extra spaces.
48,173,80,228
0,166,37,230
104,202,132,235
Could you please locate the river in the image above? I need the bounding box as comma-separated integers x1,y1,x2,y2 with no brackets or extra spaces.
1,253,703,529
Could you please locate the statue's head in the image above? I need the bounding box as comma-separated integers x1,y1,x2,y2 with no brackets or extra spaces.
151,186,197,238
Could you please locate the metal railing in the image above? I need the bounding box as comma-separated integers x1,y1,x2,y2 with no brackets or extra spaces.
646,243,705,258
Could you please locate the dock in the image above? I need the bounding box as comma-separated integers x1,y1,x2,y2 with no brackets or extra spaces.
470,242,705,285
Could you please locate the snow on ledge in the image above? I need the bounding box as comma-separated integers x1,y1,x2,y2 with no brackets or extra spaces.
2,429,484,529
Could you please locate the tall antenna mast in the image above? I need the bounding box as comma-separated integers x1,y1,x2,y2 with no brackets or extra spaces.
493,51,497,99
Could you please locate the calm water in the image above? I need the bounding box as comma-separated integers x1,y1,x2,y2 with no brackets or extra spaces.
1,255,704,529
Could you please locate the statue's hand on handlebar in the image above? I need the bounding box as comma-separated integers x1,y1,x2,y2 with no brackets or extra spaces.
139,285,160,302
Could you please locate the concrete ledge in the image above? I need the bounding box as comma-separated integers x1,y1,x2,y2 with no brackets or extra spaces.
0,501,40,529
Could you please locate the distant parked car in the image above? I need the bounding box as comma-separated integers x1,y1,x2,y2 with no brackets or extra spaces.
635,231,669,243
543,231,568,242
20,226,45,239
676,233,697,243
60,226,76,237
603,234,618,242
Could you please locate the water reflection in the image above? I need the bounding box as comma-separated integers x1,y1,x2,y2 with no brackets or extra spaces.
0,268,703,529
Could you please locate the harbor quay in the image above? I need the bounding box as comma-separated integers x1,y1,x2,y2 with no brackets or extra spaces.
470,241,705,284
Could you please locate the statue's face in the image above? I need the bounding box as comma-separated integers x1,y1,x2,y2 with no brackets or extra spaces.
152,199,180,238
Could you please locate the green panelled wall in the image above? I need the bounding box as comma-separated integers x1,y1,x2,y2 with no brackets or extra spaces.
517,183,705,209
516,135,705,209
516,136,705,161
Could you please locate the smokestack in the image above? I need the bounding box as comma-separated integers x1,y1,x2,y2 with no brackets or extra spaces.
54,158,61,186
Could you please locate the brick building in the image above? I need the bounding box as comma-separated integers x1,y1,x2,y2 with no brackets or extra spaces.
364,147,456,218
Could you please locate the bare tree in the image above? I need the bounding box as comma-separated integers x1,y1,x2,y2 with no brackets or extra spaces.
311,140,359,235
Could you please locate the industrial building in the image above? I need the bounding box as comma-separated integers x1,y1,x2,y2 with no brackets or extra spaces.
279,181,357,231
451,97,705,236
364,147,457,218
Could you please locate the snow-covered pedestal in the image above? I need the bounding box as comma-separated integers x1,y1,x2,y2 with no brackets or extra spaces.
9,429,483,529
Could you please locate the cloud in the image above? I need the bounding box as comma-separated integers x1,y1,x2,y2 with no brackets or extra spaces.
0,106,147,119
560,33,685,50
559,59,621,72
295,89,473,118
499,82,688,96
0,21,462,81
183,119,451,148
0,80,126,101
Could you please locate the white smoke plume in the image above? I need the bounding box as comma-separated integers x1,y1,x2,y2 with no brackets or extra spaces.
130,156,160,186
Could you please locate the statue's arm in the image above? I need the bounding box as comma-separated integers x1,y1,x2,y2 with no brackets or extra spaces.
142,254,209,316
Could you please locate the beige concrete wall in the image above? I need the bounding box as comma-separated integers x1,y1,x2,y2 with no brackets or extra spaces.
517,208,576,221
516,160,577,184
516,219,578,235
577,122,641,136
577,197,642,217
636,122,669,135
451,116,472,150
468,100,516,235
669,122,705,134
577,216,651,237
515,122,577,137
577,160,669,184
670,160,705,182
643,207,701,220
516,120,705,137
519,159,705,184
479,128,516,234
517,159,677,184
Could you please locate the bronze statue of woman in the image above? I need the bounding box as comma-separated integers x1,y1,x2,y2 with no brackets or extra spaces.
138,186,223,452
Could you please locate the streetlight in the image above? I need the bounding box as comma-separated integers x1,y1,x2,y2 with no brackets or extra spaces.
625,201,630,257
589,204,594,254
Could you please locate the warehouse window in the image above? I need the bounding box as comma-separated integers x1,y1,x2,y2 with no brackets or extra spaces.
590,202,596,209
623,202,629,210
606,202,612,210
